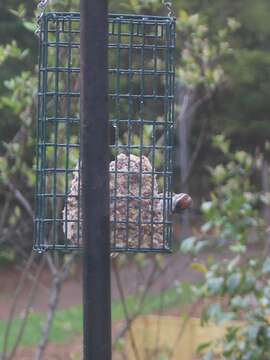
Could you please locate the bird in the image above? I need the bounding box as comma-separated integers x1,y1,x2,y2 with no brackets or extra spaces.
62,153,192,251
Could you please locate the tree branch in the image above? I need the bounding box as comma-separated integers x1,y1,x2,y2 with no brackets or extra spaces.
5,181,34,219
5,257,46,360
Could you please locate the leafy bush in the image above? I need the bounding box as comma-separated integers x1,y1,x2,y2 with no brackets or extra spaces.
181,135,270,359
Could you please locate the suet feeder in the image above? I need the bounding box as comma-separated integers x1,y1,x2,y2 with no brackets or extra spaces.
34,12,186,254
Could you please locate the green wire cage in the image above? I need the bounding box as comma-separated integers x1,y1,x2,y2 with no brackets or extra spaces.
34,12,176,253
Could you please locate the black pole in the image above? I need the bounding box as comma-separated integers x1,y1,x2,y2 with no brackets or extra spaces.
80,0,111,359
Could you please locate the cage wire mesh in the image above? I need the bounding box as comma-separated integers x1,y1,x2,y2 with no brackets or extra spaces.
34,12,176,253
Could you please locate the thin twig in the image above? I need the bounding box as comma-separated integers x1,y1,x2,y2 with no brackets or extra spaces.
34,276,61,360
168,298,202,360
34,253,77,360
1,253,36,359
5,181,34,219
113,261,141,360
113,257,162,345
6,257,46,360
0,192,12,234
182,115,208,186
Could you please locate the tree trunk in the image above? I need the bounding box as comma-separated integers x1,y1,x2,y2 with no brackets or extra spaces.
177,82,194,239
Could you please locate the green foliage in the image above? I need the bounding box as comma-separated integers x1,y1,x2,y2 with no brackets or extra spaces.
0,67,36,189
181,136,270,359
0,41,28,65
176,11,238,90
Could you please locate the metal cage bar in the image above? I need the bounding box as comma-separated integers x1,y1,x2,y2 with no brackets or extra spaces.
34,12,176,253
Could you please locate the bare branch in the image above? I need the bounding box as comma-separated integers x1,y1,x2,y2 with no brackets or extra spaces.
5,181,34,219
34,276,62,360
34,253,77,360
1,253,36,358
113,257,162,345
112,261,141,360
182,115,208,186
5,257,46,360
45,253,58,277
0,192,12,234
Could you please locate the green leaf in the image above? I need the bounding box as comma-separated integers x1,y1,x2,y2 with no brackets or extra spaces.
227,273,241,293
230,243,246,253
22,21,36,33
262,258,270,274
201,221,212,233
194,240,209,254
207,277,224,295
231,295,249,309
196,341,212,354
247,325,260,341
180,236,196,254
201,201,212,213
202,351,214,360
191,262,208,274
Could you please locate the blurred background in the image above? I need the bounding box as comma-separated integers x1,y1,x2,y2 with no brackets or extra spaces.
0,0,270,359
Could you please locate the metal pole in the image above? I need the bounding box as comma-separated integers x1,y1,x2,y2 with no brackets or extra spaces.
80,0,111,359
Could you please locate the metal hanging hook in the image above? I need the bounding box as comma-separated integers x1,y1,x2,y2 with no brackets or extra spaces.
35,0,49,35
38,0,48,9
162,0,175,18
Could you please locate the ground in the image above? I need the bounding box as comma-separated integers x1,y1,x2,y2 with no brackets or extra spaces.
0,251,204,359
0,252,203,320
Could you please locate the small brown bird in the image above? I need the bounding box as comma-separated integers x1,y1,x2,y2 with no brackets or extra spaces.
63,153,191,250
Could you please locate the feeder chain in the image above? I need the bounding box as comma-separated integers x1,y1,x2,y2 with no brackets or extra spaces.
35,0,49,36
162,0,175,18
